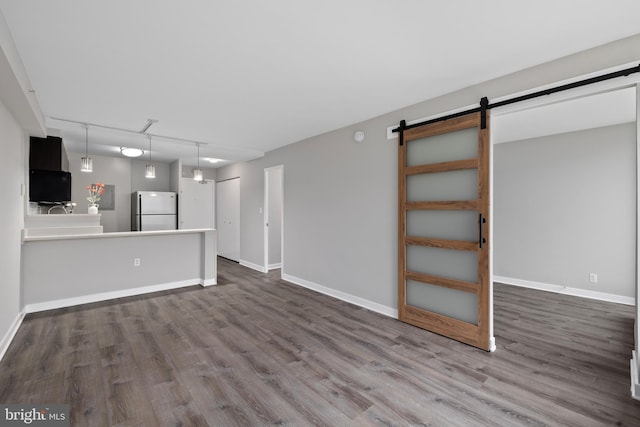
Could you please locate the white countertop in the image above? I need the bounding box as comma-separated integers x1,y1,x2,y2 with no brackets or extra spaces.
23,228,215,242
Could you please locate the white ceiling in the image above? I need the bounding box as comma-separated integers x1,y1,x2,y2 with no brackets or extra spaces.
493,86,637,144
2,1,640,166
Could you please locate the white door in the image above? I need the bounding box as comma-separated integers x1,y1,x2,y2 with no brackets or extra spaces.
216,178,240,261
180,178,215,229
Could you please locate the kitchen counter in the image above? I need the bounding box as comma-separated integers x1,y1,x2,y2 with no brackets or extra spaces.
22,227,210,242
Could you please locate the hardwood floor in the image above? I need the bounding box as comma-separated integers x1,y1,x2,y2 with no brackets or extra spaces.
1,258,639,426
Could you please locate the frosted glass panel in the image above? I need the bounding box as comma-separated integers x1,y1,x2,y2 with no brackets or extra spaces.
407,280,478,324
407,245,477,283
407,169,477,202
407,127,478,166
407,210,478,241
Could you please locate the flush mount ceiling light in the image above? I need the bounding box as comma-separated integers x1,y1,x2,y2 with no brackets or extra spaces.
193,143,203,181
206,158,224,164
145,135,155,179
120,147,144,158
80,125,93,172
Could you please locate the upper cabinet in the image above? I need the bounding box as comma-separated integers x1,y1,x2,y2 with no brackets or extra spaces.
29,136,69,171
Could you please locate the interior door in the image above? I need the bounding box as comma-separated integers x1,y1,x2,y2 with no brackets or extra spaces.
216,178,240,261
180,178,214,230
398,112,493,351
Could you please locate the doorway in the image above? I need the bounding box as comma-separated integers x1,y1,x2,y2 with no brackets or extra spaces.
216,177,240,262
491,85,637,303
264,165,284,273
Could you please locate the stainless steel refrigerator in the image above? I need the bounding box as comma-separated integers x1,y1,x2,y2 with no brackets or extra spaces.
131,191,177,231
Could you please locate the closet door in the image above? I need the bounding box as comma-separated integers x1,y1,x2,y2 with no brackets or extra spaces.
398,112,493,351
216,178,240,261
180,178,214,230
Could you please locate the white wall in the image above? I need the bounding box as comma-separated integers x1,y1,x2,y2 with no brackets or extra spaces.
494,123,636,299
216,34,640,314
0,97,25,355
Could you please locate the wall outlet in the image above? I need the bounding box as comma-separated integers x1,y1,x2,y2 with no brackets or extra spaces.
589,273,598,283
134,258,141,267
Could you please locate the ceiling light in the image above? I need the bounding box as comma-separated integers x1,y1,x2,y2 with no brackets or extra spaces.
206,158,224,163
80,125,93,172
145,135,155,179
120,147,144,158
193,143,203,181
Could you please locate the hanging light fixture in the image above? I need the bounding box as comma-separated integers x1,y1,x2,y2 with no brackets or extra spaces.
193,143,203,181
145,135,156,179
80,124,93,172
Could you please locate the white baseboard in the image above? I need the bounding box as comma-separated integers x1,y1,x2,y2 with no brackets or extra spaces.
268,263,282,271
494,275,635,306
631,351,640,400
281,273,398,319
240,259,266,273
24,278,203,313
0,310,26,362
201,278,217,287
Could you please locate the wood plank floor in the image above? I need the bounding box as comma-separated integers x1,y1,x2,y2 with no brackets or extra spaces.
1,257,639,426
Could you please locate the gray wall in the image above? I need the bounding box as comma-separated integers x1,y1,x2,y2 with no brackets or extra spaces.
494,123,636,298
182,165,217,181
68,152,132,232
22,231,212,306
130,159,171,192
69,154,177,232
0,97,24,351
216,33,640,312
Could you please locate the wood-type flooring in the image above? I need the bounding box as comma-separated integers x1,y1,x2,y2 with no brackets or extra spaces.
1,257,639,426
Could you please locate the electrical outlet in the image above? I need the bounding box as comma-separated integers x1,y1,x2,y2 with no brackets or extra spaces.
589,273,597,283
134,258,141,267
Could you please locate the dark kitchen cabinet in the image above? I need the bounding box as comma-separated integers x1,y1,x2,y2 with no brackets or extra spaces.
29,136,69,172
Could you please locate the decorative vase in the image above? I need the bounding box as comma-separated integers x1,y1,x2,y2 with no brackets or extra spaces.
88,204,99,215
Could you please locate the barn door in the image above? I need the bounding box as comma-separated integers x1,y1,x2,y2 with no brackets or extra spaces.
398,111,493,351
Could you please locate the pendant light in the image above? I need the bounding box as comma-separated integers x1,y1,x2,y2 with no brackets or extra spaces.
80,125,93,172
145,135,156,179
193,143,203,181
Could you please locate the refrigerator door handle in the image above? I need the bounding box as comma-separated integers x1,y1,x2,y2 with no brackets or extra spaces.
138,195,142,231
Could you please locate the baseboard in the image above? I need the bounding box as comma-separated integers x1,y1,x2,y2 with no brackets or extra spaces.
24,279,203,313
494,275,635,305
631,351,640,400
281,273,398,319
268,263,282,271
240,259,266,273
201,278,218,287
0,310,26,362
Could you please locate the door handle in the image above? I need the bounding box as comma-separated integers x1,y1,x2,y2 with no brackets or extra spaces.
478,213,487,249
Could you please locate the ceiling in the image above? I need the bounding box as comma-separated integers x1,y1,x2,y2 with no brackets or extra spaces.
2,1,640,167
493,86,637,144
